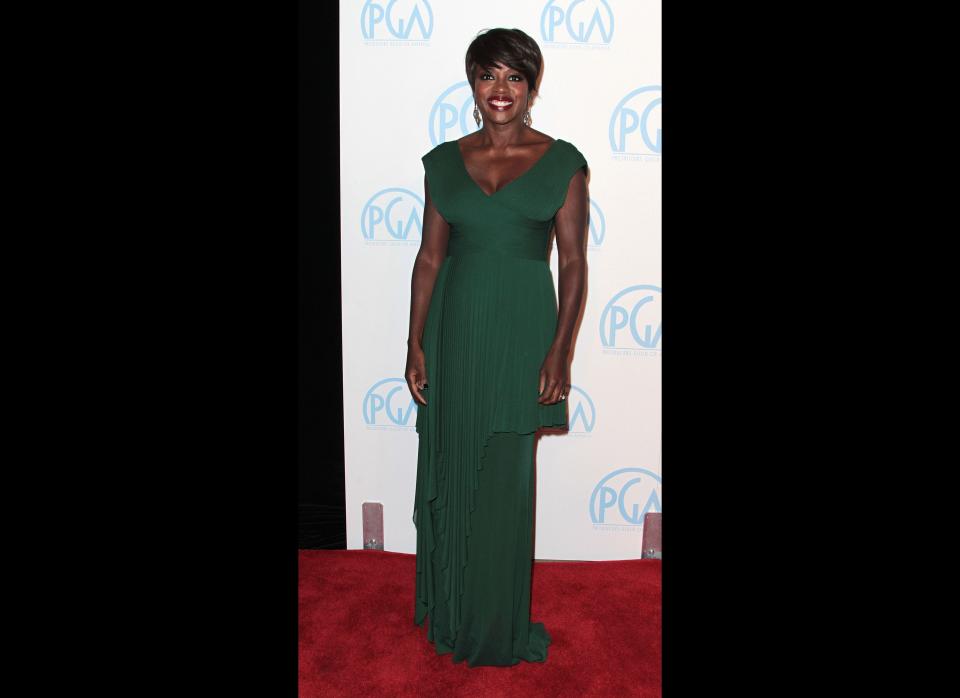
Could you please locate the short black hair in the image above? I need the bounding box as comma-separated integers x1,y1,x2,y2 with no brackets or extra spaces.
465,28,543,96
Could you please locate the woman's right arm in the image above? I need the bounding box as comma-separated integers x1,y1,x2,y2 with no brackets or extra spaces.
406,175,450,405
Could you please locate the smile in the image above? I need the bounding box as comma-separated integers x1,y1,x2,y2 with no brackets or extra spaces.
487,97,514,110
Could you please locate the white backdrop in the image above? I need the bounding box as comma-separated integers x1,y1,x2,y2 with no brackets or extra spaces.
339,0,661,560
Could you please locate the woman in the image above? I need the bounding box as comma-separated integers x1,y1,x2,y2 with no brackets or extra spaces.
406,27,588,667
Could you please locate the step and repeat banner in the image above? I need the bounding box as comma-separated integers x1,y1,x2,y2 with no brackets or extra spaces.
338,0,660,560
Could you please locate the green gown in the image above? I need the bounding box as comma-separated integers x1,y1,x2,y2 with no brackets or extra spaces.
413,137,589,667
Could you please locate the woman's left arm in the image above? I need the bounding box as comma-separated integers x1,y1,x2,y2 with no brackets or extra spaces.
538,168,589,405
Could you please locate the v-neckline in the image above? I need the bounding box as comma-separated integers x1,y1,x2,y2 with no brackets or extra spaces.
454,138,561,198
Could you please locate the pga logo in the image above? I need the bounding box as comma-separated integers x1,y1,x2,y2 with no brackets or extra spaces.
540,0,614,44
363,378,418,428
609,86,661,155
567,385,597,433
587,199,605,248
589,467,661,525
361,0,434,41
361,188,423,242
428,81,480,146
599,285,661,350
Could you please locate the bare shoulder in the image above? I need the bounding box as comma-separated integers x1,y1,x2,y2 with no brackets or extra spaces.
456,132,481,150
525,129,556,147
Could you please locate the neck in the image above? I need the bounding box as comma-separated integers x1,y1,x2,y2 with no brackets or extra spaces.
475,124,529,150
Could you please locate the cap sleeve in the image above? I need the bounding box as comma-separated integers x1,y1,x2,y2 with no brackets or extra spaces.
421,142,454,223
565,140,589,178
549,140,589,216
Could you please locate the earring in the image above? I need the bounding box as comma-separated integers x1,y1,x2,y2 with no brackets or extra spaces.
473,101,481,127
522,110,532,127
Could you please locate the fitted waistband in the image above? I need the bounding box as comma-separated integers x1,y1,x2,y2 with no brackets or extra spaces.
446,237,548,261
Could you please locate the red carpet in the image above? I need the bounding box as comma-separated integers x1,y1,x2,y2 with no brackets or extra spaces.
299,550,661,696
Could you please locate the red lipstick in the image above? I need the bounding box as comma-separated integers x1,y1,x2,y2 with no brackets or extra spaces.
486,96,514,111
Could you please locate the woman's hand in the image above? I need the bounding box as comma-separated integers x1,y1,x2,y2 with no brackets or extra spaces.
538,346,570,405
406,342,429,406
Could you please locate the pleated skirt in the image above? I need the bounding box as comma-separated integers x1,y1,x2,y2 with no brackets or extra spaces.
413,252,564,667
415,430,550,667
